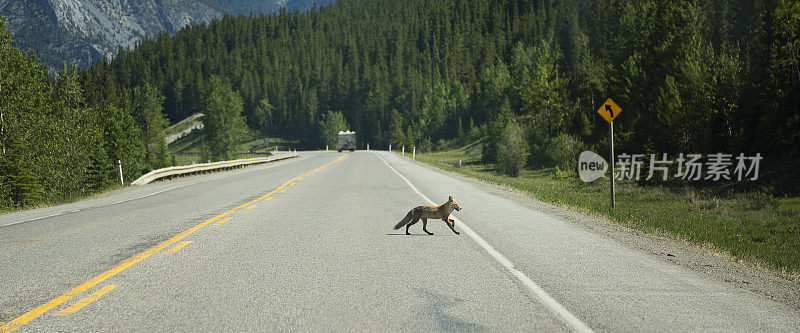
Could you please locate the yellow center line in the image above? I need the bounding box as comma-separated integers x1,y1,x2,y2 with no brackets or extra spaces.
265,197,274,200
165,241,193,253
214,217,232,225
289,182,296,185
55,285,117,316
0,154,345,332
244,205,257,210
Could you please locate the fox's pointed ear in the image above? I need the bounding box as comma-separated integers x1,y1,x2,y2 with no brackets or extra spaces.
449,196,453,201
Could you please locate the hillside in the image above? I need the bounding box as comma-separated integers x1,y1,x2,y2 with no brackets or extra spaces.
93,0,799,177
0,0,334,71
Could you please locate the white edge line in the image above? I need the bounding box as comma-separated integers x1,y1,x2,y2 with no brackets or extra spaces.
108,184,191,205
1,154,311,227
1,184,191,228
374,152,594,333
1,155,309,228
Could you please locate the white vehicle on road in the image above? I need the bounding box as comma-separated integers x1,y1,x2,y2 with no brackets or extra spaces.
337,131,356,152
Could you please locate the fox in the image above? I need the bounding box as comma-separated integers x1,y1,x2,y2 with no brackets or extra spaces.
394,196,461,235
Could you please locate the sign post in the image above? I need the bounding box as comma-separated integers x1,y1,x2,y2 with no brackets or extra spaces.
597,98,622,208
609,121,615,207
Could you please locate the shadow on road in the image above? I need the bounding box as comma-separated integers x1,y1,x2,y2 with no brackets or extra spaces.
385,233,459,236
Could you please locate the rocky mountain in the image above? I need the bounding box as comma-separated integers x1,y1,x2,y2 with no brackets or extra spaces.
0,0,334,72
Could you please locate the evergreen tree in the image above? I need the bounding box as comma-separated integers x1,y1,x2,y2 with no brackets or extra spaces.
132,83,168,169
252,96,275,132
483,98,513,163
202,75,248,161
98,105,146,183
388,108,405,146
318,110,350,149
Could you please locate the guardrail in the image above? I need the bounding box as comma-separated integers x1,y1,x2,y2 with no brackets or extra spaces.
131,154,299,185
169,152,272,157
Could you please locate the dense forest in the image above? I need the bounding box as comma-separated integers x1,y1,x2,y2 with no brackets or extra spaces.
1,0,798,209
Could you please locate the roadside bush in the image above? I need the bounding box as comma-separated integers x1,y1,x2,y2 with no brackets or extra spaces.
420,137,434,153
545,133,583,172
497,119,528,177
482,98,513,163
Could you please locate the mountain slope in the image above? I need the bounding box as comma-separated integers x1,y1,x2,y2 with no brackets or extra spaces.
0,0,333,71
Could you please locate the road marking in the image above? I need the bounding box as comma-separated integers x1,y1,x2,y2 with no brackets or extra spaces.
289,182,296,185
0,154,345,332
1,184,193,228
214,217,232,225
374,153,593,333
108,184,193,205
244,205,257,210
297,177,303,180
166,241,193,253
55,285,117,316
265,197,274,200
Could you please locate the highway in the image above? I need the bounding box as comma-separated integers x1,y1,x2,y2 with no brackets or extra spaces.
1,151,799,331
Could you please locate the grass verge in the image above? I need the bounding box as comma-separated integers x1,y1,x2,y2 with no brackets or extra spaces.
414,149,800,278
0,183,125,215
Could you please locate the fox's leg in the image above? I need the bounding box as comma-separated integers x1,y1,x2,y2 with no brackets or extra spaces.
444,218,460,235
422,218,433,235
406,214,421,235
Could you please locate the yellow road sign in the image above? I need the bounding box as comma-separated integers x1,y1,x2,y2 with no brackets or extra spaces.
597,98,622,123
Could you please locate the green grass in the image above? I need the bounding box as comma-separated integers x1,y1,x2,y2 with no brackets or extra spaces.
0,182,125,215
414,149,800,277
166,129,301,166
168,154,204,166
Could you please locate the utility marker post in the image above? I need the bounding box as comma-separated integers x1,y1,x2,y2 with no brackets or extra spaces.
597,98,622,208
117,159,124,185
389,143,392,152
413,146,416,161
367,143,370,151
402,145,405,156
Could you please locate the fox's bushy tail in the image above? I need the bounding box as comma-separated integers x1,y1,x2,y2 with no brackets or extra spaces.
394,210,414,229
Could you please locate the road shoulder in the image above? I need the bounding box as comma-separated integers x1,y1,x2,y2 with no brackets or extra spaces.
405,153,800,311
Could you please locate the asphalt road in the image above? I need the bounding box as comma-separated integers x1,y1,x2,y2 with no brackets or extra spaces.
1,151,799,331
